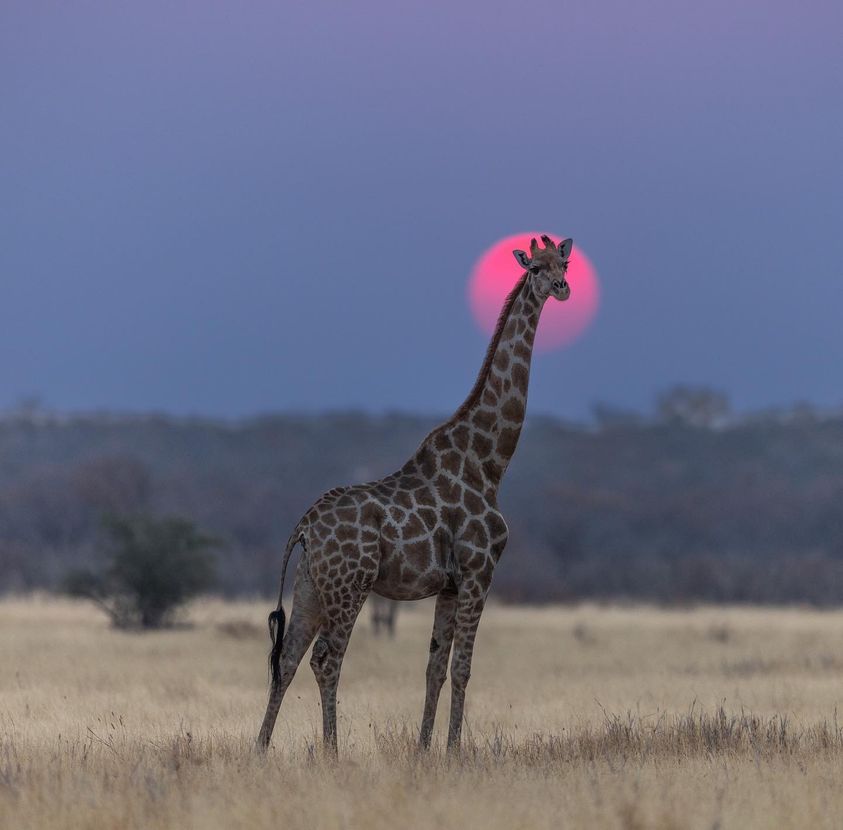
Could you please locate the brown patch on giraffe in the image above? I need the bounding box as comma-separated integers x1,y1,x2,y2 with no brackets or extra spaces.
388,506,407,524
414,486,436,507
493,350,509,371
463,490,485,515
336,507,357,524
434,527,452,556
487,512,508,540
464,460,484,491
375,481,395,498
435,474,462,504
335,525,357,543
467,551,486,570
441,450,462,475
503,319,517,339
501,398,525,422
322,511,337,528
433,431,451,452
465,519,489,549
396,490,413,510
511,363,529,394
439,505,462,531
498,427,521,459
335,491,355,507
472,409,495,431
418,506,439,530
482,460,502,482
513,342,531,362
398,474,424,490
452,425,470,452
477,556,495,584
472,433,493,459
481,389,498,406
403,513,426,539
418,446,438,479
360,501,382,524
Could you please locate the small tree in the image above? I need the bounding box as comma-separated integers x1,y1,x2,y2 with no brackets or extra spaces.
64,514,218,629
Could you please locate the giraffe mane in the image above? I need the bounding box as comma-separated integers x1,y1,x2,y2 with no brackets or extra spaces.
448,272,529,424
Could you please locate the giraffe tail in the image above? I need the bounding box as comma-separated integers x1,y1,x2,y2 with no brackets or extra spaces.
268,524,305,685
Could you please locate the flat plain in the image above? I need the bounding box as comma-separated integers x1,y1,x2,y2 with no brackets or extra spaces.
3,596,843,829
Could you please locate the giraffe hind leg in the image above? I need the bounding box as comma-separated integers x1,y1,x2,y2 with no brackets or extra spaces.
256,567,322,750
310,586,372,753
310,553,378,753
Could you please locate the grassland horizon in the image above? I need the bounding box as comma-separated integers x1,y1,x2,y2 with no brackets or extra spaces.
3,595,843,829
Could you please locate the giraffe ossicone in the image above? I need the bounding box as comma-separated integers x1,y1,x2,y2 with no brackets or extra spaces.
257,236,574,753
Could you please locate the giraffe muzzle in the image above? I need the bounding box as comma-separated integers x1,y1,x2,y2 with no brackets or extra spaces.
551,281,571,301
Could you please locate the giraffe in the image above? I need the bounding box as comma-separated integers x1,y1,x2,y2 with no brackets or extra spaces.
257,235,573,753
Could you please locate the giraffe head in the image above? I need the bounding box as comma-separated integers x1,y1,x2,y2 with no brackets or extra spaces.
512,236,573,301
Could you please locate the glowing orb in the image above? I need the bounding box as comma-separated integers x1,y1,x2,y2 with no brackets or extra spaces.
468,232,600,351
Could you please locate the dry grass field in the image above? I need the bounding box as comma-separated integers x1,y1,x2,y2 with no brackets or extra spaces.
3,596,843,829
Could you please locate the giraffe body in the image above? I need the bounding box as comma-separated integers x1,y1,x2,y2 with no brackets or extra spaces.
257,236,573,753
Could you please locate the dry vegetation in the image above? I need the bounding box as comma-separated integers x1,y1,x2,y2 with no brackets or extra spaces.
3,597,843,828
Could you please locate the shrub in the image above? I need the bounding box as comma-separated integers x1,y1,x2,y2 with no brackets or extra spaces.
64,514,218,628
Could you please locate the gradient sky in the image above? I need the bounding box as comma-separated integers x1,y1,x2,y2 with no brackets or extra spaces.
2,1,841,419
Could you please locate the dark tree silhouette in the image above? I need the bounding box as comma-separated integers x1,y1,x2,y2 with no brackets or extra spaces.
64,514,218,629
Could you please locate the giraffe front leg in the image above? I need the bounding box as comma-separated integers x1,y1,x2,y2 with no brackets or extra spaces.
446,585,488,752
418,590,457,749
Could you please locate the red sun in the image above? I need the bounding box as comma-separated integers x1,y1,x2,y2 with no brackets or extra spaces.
468,232,600,352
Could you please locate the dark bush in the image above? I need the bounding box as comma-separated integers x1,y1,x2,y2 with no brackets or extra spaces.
64,514,218,628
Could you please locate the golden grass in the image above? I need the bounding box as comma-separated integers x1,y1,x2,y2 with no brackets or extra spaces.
3,596,843,828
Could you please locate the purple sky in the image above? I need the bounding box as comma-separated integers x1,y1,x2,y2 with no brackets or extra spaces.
2,1,842,419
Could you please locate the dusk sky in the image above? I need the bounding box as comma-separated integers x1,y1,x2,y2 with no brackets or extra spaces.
2,1,841,420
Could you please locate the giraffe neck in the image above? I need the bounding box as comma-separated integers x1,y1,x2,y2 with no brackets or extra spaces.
450,274,545,488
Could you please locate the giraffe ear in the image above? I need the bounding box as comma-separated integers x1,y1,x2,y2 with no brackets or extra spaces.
558,238,573,259
513,250,532,270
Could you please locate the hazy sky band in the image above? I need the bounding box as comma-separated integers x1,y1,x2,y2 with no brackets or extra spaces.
1,1,841,416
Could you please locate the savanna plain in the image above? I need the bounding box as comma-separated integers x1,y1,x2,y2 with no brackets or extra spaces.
3,597,843,829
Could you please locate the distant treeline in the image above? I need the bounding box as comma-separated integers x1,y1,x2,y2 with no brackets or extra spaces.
3,389,843,604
